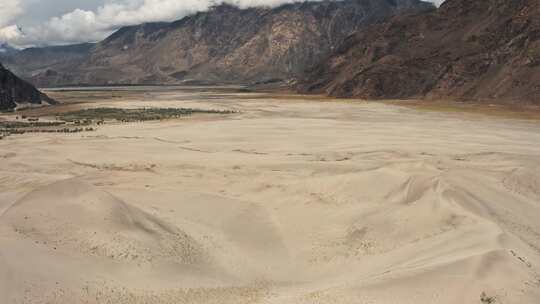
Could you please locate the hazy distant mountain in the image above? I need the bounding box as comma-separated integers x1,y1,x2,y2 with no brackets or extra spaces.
299,0,540,103
0,63,54,110
1,43,94,82
0,43,18,57
2,0,433,87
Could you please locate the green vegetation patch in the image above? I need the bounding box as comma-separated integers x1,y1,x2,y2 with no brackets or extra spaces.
59,107,235,123
0,121,66,129
0,120,91,139
0,107,235,140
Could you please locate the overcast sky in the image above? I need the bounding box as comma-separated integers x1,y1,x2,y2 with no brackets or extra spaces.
0,0,445,48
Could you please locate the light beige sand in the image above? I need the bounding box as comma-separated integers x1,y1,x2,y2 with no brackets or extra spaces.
1,90,540,303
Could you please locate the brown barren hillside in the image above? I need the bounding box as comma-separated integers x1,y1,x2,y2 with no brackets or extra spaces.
3,0,433,87
299,0,540,103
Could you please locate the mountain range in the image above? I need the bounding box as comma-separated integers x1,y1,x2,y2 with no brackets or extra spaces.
1,0,433,88
1,0,539,104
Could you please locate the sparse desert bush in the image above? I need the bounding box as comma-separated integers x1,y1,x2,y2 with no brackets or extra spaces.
59,107,235,123
0,120,95,138
0,107,235,139
480,292,496,304
0,121,66,129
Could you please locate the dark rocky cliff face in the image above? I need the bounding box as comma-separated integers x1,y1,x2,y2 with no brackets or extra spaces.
0,63,54,110
3,0,433,87
299,0,540,103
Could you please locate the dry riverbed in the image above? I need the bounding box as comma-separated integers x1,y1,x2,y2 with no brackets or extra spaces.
1,87,540,303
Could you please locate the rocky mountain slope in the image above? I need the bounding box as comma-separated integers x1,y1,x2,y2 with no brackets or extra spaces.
3,0,433,87
0,63,54,110
299,0,540,103
0,43,94,80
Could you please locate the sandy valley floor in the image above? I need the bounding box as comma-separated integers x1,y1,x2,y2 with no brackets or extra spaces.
1,88,540,303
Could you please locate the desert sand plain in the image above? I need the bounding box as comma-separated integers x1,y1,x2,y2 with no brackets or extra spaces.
1,87,540,303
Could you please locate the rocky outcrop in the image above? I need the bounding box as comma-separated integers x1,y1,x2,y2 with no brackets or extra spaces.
3,0,433,87
299,0,540,104
0,63,54,110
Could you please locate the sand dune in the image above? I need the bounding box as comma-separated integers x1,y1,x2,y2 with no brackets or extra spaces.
1,179,204,264
1,91,540,303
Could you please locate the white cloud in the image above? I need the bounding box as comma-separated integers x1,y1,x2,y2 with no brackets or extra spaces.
0,0,23,42
0,0,444,48
0,0,25,43
0,0,24,27
1,0,314,47
0,25,24,41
